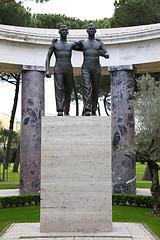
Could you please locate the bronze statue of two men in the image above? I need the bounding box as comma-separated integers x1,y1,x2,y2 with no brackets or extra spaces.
45,24,109,116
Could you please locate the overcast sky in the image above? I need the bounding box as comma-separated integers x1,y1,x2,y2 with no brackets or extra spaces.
22,0,115,20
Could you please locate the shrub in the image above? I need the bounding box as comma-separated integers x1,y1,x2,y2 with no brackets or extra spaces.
0,194,154,209
112,194,155,208
0,194,40,208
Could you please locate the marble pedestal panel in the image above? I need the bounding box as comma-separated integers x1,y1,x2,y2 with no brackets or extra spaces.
40,116,112,234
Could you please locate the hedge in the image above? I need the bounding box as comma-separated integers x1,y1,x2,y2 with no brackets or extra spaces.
0,194,155,209
0,194,40,208
112,194,155,208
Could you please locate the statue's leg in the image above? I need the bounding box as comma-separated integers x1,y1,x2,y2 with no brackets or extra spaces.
64,66,74,115
82,66,92,115
54,66,65,115
91,66,101,115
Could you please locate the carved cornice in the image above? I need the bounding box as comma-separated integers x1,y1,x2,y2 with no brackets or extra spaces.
1,23,160,45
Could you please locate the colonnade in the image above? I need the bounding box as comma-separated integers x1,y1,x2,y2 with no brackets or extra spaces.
20,64,136,195
2,23,159,195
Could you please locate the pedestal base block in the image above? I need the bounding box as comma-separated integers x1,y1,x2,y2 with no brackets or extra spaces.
40,117,112,233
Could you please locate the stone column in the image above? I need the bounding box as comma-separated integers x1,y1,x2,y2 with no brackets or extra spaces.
20,65,45,195
108,65,136,195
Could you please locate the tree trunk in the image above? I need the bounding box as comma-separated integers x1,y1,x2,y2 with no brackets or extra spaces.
141,163,152,181
5,74,20,170
148,160,160,214
2,149,6,181
13,144,20,172
103,95,110,116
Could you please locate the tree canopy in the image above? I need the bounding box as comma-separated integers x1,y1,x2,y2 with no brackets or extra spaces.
0,1,111,29
129,74,160,214
0,1,34,27
111,0,160,27
1,0,160,29
0,0,48,5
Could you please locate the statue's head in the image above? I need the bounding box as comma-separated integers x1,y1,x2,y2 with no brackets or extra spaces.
87,23,96,35
59,25,68,37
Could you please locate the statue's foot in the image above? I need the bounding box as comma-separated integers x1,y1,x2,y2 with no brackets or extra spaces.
57,111,63,116
91,111,97,116
64,112,69,116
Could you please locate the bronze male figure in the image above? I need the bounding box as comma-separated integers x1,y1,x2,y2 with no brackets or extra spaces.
45,25,77,116
77,23,109,116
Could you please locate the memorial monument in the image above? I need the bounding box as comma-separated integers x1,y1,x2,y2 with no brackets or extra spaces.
41,24,112,234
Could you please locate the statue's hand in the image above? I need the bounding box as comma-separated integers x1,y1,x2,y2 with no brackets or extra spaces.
46,71,51,78
104,53,109,59
96,38,101,42
99,50,109,59
52,38,58,43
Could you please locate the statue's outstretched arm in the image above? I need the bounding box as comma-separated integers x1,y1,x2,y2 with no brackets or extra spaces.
45,39,57,77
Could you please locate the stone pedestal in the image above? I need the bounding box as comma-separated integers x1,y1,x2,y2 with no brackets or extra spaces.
40,116,112,233
20,65,45,195
108,65,136,195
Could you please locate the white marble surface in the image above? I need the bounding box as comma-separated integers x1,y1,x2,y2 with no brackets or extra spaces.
1,23,160,73
40,116,112,233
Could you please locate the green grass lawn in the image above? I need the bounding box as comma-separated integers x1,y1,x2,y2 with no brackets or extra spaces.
0,205,159,238
136,162,160,181
136,162,160,188
136,182,152,189
0,206,40,234
113,205,160,238
0,183,19,189
0,164,20,183
136,162,148,181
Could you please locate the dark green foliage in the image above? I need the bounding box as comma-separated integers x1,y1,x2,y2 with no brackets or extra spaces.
0,194,40,208
0,0,49,4
0,194,154,209
111,0,160,27
112,194,155,208
0,1,111,29
0,1,35,27
0,149,4,163
0,129,20,150
33,14,111,29
33,14,82,29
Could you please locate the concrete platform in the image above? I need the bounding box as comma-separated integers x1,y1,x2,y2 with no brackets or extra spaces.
0,189,19,197
136,188,151,196
0,222,157,240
